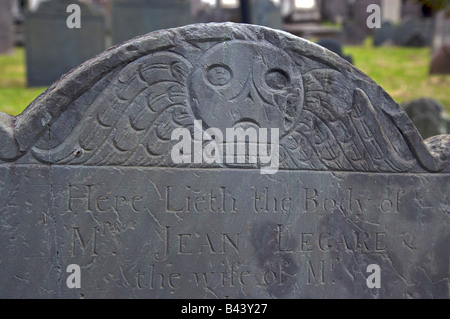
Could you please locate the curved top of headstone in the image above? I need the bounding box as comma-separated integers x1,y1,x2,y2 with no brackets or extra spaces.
0,22,448,172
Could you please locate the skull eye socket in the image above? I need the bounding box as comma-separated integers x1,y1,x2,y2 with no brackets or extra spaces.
265,69,290,90
207,64,232,86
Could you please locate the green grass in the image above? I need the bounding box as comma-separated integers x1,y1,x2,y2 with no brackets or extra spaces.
0,45,449,116
345,41,450,113
0,48,47,116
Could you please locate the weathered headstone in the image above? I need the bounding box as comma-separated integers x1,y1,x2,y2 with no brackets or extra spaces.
111,0,193,45
0,23,448,299
373,21,396,46
430,44,450,75
317,38,353,64
0,0,14,55
402,98,449,139
25,0,106,87
394,18,433,47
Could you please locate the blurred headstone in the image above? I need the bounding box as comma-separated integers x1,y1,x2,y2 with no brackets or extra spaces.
373,21,396,46
111,0,193,45
317,38,353,63
394,18,433,47
0,0,14,54
403,98,449,139
25,0,106,87
430,44,450,75
250,0,282,30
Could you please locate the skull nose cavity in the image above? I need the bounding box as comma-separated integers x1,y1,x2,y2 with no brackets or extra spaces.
245,91,254,104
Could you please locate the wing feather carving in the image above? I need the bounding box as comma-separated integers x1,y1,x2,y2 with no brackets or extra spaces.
31,52,193,166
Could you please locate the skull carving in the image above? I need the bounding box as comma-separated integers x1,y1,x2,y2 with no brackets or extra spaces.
189,41,304,135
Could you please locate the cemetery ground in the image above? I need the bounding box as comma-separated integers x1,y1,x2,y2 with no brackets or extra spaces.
0,42,449,116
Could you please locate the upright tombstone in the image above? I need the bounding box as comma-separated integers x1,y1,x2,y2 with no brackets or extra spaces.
394,18,433,47
0,0,14,54
0,23,448,299
25,0,106,87
111,0,193,45
402,98,449,139
373,21,396,46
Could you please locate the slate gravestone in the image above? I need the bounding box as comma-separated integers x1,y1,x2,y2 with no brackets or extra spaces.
0,0,14,55
430,44,450,75
0,23,449,299
111,0,193,45
394,18,433,47
25,0,106,87
374,21,396,46
402,98,449,139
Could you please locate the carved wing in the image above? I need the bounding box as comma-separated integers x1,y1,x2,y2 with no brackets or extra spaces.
30,52,193,166
280,69,416,172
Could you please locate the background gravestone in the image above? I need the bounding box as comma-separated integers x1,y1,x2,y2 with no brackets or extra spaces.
25,0,106,87
0,0,14,55
0,23,448,299
394,18,433,47
402,98,449,139
111,0,193,45
374,21,396,46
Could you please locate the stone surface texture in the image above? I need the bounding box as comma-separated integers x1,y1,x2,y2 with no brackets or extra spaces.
0,23,448,299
